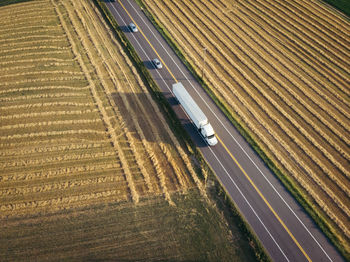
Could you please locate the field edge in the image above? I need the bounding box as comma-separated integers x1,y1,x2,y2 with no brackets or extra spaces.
133,0,349,260
322,0,350,18
92,0,272,261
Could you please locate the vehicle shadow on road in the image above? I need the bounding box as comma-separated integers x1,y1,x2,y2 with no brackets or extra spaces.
119,25,130,33
143,60,156,70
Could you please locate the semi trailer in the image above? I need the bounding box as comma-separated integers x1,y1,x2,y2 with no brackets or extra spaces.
172,82,218,146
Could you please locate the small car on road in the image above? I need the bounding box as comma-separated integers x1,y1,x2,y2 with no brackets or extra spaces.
129,23,138,32
152,58,163,69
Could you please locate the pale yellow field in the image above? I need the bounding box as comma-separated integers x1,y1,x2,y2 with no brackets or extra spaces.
142,0,350,248
0,1,259,261
0,0,199,217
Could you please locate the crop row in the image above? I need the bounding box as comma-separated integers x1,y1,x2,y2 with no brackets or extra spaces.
0,3,52,17
0,0,122,217
0,141,106,157
0,45,70,56
0,0,197,219
229,1,348,89
194,0,350,178
68,0,196,198
0,161,121,183
0,108,96,121
143,0,350,238
0,188,129,215
0,86,90,96
0,24,59,34
0,51,73,61
238,1,350,96
154,0,349,197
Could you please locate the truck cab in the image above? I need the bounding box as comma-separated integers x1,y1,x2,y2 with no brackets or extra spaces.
201,123,218,146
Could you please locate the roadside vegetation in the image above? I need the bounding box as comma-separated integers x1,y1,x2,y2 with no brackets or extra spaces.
0,0,266,261
322,0,350,17
136,0,350,259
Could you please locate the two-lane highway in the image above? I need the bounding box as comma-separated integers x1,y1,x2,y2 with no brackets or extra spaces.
105,1,344,261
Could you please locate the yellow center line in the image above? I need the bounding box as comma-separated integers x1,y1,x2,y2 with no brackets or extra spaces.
217,136,311,262
118,0,177,82
117,1,311,261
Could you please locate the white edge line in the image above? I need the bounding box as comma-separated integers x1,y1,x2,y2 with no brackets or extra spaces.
109,2,290,260
126,1,334,261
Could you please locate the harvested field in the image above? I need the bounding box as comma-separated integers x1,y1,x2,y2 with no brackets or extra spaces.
0,0,258,261
141,0,350,251
1,191,254,261
0,0,195,218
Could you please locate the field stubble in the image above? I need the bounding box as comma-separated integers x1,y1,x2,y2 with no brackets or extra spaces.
0,0,256,260
141,0,350,253
0,0,198,217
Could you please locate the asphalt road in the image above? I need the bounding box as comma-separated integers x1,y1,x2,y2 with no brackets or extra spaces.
105,1,344,261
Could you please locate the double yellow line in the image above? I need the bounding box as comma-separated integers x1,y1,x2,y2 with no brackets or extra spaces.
117,1,311,261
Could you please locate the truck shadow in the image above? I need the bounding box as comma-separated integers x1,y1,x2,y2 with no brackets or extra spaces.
143,60,156,70
111,91,208,148
119,25,130,33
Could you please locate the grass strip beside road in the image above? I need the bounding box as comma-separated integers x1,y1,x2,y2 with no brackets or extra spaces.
92,0,193,153
0,0,32,7
134,0,349,260
322,0,350,17
93,0,271,261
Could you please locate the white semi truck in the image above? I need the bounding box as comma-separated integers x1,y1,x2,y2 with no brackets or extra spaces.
173,82,218,146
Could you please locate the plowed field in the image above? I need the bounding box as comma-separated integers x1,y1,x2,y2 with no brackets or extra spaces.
0,0,256,261
142,0,350,249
